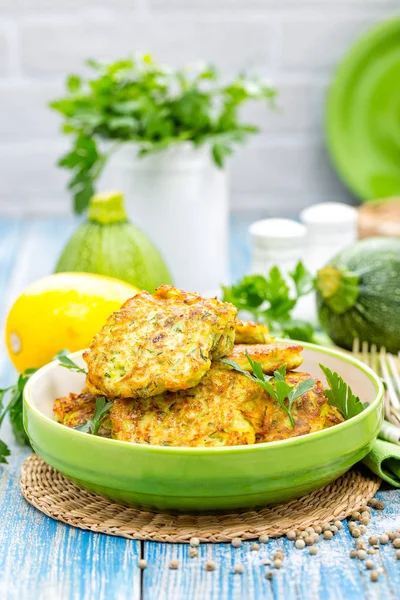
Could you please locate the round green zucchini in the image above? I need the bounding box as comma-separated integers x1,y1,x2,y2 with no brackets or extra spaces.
316,237,400,353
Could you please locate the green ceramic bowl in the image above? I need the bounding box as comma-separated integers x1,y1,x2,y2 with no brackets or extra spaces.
24,343,384,513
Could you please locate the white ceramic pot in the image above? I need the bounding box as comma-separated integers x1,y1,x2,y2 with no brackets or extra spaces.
99,143,229,293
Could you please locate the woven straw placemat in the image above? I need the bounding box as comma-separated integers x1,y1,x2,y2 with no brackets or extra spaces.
21,454,380,543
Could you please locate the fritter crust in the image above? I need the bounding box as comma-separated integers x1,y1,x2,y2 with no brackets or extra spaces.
225,343,303,374
83,285,237,399
53,390,111,437
109,364,267,447
234,320,274,344
256,372,345,443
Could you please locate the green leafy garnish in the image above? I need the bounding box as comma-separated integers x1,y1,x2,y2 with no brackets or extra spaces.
319,364,368,419
220,353,314,428
222,262,316,342
75,397,112,435
0,367,38,462
50,54,276,213
55,350,87,374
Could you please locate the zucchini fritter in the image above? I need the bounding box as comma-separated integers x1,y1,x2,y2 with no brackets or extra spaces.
234,320,273,344
256,372,345,443
225,343,303,374
83,285,237,399
110,364,267,447
53,390,111,437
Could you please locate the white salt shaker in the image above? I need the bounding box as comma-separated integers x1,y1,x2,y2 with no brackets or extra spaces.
299,202,358,274
249,218,307,279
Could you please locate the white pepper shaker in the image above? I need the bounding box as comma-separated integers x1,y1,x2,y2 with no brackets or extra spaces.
249,218,307,279
299,202,357,274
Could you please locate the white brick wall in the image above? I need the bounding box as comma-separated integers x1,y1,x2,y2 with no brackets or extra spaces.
0,1,398,215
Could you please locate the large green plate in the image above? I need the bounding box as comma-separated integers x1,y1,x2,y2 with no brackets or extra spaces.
326,17,400,200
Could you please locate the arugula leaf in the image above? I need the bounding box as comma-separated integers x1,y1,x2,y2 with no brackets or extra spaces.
319,364,367,419
75,397,112,435
54,351,87,374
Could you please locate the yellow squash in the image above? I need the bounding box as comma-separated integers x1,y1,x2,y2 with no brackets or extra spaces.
5,272,138,372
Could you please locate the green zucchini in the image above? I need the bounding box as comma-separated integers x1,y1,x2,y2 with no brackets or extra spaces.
316,237,400,353
55,191,172,292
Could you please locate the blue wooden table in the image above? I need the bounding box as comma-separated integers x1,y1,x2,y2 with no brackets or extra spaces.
0,215,399,600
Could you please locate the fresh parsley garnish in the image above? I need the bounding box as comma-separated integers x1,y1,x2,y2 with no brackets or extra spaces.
222,262,316,342
74,397,112,435
220,353,314,428
54,350,87,374
319,364,368,419
0,367,38,463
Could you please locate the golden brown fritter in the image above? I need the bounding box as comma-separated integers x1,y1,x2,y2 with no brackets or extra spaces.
109,364,267,447
53,390,111,437
83,285,237,399
234,320,274,344
256,372,345,443
224,343,303,374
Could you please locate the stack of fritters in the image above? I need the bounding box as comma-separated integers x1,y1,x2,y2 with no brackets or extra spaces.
54,285,344,446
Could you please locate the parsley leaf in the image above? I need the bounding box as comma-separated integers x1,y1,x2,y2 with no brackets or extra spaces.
319,364,367,419
220,354,314,428
222,262,316,342
0,440,10,464
55,350,87,374
75,397,112,435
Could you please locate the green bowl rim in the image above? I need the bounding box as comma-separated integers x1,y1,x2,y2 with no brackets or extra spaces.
24,341,384,456
325,16,400,200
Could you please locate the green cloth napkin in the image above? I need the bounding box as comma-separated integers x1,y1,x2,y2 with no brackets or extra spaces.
363,438,400,487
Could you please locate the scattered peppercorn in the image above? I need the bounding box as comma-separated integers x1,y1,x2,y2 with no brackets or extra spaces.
189,548,198,558
359,516,370,525
396,550,400,560
351,528,361,538
359,525,367,535
314,526,322,534
262,558,271,566
394,539,400,549
205,560,216,572
309,546,317,556
322,522,331,532
251,543,260,552
351,511,361,520
312,533,320,544
273,551,284,560
356,541,367,550
295,539,305,549
367,549,376,555
370,571,379,582
330,525,338,535
365,560,374,570
357,550,367,560
138,559,147,570
190,537,200,547
286,530,296,541
259,534,269,544
334,521,343,530
273,559,283,569
233,564,244,574
323,530,333,540
305,536,314,546
369,498,378,508
348,521,356,530
300,531,308,539
369,536,378,546
379,534,389,545
231,538,242,548
360,504,370,513
349,550,357,558
266,570,274,580
169,559,179,570
305,527,315,534
375,500,384,510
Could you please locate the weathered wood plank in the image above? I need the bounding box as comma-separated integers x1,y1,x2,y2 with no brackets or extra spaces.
0,218,142,600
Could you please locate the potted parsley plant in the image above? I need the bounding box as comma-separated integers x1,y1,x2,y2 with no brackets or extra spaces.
50,54,275,291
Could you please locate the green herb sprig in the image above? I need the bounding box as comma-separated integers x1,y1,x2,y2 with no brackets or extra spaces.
50,54,276,213
0,367,38,463
319,364,367,419
74,397,112,435
222,262,315,343
220,353,314,428
54,350,87,374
